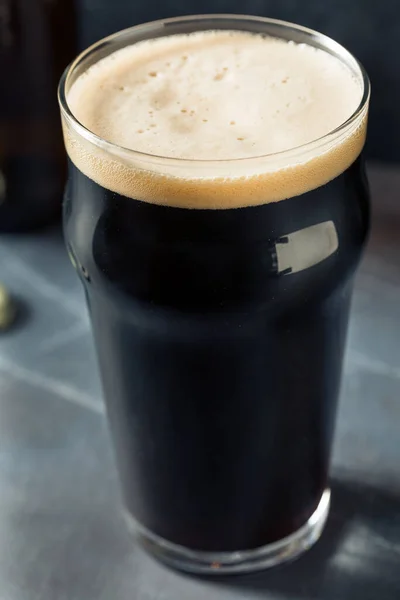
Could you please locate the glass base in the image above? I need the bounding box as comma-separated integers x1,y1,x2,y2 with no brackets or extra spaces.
125,488,330,574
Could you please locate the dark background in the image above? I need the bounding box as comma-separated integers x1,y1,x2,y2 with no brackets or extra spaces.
76,0,398,162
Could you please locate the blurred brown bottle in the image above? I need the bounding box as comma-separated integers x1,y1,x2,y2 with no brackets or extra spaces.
0,0,77,232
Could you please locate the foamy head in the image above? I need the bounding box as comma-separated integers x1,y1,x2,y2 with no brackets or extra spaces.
63,28,368,208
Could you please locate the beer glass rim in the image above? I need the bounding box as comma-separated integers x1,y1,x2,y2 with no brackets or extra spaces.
58,13,370,169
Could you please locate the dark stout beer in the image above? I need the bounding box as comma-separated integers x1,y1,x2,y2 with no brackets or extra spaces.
65,156,368,551
60,17,370,571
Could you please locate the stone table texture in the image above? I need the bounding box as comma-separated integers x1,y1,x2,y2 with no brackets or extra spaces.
0,163,399,599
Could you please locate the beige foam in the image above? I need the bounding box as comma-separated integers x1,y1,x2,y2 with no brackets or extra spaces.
64,30,368,209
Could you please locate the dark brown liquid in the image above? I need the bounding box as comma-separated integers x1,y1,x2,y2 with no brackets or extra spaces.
0,0,77,231
65,156,369,552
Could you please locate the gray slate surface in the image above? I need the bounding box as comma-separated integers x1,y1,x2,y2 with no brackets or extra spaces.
0,163,400,599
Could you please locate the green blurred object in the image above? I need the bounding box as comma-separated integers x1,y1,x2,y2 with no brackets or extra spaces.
0,284,16,330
